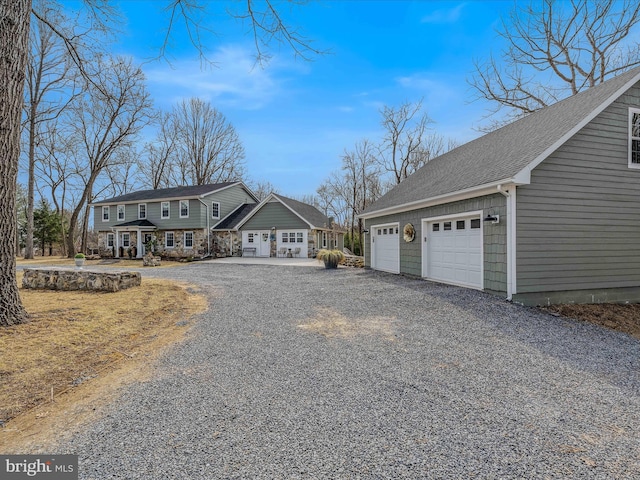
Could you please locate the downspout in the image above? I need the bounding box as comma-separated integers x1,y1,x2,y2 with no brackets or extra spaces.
198,198,210,257
497,184,516,301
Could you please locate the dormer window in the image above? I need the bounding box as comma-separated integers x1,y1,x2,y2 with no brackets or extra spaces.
629,107,640,168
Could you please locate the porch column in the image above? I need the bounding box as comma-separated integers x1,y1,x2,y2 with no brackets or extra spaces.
114,228,120,258
136,229,143,258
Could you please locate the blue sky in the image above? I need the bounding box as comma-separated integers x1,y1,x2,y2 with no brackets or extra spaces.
110,0,513,197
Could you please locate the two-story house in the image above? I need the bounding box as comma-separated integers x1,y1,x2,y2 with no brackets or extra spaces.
92,182,258,259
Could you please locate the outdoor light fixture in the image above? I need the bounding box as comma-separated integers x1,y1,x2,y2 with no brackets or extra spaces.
483,214,500,224
362,229,369,234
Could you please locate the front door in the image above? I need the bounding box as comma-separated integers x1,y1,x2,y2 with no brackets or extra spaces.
244,231,271,257
142,233,153,255
258,232,270,257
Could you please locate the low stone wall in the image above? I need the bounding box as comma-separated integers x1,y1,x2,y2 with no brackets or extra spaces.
342,255,364,268
22,268,141,292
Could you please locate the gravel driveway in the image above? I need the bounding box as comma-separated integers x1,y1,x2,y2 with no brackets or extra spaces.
56,262,639,478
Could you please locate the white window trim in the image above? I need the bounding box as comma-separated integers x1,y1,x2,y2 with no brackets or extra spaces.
179,200,189,218
161,201,170,219
212,201,220,220
117,204,125,221
629,107,640,169
184,231,194,249
102,206,110,222
165,231,175,248
138,203,147,219
122,232,130,247
106,233,114,247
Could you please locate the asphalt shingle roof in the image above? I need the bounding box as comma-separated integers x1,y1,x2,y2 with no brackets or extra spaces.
213,203,258,230
363,66,640,216
93,182,239,205
273,194,334,229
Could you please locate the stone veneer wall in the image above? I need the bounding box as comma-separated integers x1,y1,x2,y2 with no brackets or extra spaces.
22,268,141,292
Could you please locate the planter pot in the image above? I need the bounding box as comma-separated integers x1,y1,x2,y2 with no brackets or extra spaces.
75,258,85,268
323,258,338,269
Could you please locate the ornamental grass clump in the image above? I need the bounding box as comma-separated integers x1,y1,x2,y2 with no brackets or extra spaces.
316,249,345,269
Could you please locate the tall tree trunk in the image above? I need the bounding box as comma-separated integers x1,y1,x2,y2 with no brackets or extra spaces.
0,0,31,326
24,102,36,259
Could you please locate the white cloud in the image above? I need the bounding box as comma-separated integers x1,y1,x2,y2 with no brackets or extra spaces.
421,3,467,24
144,45,305,110
395,73,458,106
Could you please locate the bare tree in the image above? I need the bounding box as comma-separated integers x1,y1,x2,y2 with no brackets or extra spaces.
22,1,79,259
469,0,640,128
138,112,176,190
247,179,279,201
63,55,152,257
170,98,246,185
377,99,434,185
33,120,72,256
340,139,381,254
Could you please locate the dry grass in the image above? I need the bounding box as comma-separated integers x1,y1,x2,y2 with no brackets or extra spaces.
0,270,207,428
544,303,640,341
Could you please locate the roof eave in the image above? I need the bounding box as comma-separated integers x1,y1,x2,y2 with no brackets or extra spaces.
359,179,522,219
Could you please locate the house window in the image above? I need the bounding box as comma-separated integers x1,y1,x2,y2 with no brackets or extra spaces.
184,231,194,249
322,232,328,248
102,206,110,221
248,233,255,243
444,222,452,231
630,108,640,167
122,233,130,247
456,220,465,230
165,231,175,248
289,233,296,243
433,223,440,232
107,233,114,247
117,205,125,221
470,219,481,229
212,202,220,219
296,232,304,243
138,203,147,219
161,202,170,219
282,232,288,243
180,200,189,218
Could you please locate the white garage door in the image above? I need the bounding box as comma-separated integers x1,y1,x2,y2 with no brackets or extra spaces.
372,224,399,274
425,216,482,289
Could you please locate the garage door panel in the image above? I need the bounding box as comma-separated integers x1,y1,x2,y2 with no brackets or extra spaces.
373,224,399,274
426,217,482,289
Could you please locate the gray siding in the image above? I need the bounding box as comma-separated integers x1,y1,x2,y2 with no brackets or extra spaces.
364,194,507,294
203,184,256,220
242,202,309,230
516,82,640,295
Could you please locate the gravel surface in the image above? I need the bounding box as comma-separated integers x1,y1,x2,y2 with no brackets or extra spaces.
53,262,640,478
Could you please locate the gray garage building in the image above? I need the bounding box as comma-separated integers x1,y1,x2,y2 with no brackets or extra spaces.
360,66,640,306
